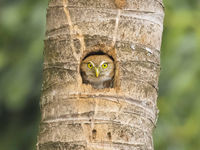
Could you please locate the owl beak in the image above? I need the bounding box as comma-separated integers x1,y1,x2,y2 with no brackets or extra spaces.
95,68,100,78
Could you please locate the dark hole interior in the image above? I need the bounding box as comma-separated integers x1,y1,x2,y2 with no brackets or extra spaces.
92,129,97,139
82,50,114,61
107,132,112,140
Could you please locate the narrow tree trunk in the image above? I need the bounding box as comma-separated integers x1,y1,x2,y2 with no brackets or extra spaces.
37,0,164,150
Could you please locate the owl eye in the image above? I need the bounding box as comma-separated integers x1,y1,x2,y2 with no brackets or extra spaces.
102,63,108,69
87,62,93,69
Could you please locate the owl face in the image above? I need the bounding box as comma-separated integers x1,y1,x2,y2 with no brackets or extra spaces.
80,55,115,88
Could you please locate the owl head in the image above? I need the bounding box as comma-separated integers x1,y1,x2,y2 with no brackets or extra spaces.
80,54,115,88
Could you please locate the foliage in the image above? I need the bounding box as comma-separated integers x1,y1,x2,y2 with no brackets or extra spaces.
154,0,200,150
0,0,199,150
0,0,48,149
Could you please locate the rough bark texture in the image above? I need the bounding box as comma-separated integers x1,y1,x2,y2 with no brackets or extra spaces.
37,0,164,150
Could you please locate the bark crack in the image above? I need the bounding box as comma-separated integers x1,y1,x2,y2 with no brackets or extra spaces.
62,0,85,60
112,9,121,46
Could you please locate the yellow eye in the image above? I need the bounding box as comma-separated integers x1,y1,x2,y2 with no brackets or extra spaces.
87,62,93,69
102,63,108,69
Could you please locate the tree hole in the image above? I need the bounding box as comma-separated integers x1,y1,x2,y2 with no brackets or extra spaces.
80,50,115,89
107,132,112,140
92,129,97,139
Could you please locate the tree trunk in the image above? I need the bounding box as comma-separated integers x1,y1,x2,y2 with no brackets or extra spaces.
37,0,164,150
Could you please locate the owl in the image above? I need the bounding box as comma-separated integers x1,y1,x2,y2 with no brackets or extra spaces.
80,55,115,89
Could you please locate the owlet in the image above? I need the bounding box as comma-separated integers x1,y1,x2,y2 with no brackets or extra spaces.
80,55,115,89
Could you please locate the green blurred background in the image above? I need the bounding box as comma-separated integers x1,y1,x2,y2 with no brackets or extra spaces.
0,0,200,150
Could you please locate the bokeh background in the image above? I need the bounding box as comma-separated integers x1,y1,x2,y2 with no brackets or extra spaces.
0,0,200,150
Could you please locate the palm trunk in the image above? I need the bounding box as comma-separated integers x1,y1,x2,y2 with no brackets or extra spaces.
37,0,164,150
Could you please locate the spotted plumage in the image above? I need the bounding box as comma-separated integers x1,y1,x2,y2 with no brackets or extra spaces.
80,55,115,89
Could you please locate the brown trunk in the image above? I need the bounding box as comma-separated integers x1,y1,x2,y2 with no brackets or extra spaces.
37,0,164,150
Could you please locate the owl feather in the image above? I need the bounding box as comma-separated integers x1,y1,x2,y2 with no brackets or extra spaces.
80,55,115,89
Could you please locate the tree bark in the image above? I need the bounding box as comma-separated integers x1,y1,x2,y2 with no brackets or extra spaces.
37,0,164,150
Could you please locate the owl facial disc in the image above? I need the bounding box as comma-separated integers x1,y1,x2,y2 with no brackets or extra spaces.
80,54,115,89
